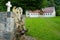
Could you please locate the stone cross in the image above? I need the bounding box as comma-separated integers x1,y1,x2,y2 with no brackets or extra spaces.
6,1,12,12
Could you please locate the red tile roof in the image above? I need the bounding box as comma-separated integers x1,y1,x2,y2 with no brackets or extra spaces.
29,10,40,13
42,7,55,13
28,7,55,14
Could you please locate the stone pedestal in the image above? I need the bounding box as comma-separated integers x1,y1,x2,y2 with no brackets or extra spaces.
6,18,14,32
0,12,15,40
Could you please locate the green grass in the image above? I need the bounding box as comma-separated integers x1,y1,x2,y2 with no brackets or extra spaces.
25,16,60,40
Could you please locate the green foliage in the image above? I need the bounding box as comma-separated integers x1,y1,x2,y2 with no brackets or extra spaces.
41,0,48,8
0,0,60,15
56,6,60,16
54,0,60,5
54,0,60,16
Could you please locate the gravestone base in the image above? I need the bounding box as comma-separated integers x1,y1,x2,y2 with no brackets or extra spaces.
0,12,15,40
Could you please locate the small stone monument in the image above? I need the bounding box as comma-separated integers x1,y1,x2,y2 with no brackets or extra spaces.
6,1,12,17
5,1,14,32
6,1,12,12
2,1,14,40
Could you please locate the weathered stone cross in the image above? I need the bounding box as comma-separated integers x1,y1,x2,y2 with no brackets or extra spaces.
6,1,12,12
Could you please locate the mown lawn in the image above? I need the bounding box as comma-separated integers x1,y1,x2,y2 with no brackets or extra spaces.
25,16,60,40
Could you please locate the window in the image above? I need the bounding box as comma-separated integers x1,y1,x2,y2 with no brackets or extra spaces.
46,13,47,15
31,14,32,15
27,13,29,15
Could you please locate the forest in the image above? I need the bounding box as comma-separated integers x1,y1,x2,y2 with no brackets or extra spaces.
0,0,60,15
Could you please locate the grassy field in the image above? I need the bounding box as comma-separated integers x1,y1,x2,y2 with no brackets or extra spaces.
25,16,60,40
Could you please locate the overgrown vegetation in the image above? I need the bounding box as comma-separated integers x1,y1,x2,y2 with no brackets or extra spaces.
0,0,60,15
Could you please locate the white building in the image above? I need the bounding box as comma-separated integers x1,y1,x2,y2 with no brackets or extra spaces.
26,10,40,17
26,7,56,17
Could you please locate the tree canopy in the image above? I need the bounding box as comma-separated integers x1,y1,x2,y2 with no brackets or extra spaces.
0,0,60,15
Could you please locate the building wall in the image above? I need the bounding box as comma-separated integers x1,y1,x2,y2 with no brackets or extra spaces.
29,13,40,17
26,11,40,17
26,10,56,17
52,9,56,17
26,11,29,17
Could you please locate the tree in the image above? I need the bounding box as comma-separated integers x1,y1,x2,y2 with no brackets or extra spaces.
41,0,48,8
54,0,60,16
0,0,60,15
11,0,42,14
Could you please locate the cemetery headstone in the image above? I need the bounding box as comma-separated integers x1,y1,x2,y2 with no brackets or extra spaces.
4,1,15,40
6,1,12,12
